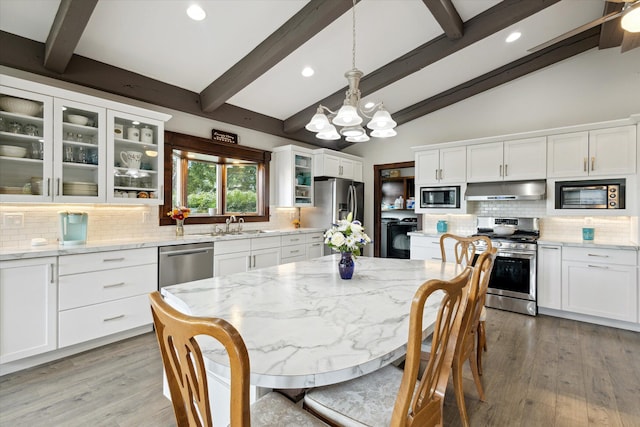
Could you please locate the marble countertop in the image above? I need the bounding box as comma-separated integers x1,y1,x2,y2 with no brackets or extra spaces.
0,228,325,261
161,255,465,389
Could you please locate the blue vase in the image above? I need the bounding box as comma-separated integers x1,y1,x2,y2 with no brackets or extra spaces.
339,252,355,280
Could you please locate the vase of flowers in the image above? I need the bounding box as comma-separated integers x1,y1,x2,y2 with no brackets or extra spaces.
167,206,191,236
324,212,371,280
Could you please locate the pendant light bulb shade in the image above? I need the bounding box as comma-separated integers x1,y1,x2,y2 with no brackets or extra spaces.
621,6,640,32
367,108,397,130
370,128,397,138
317,125,341,140
340,125,365,137
346,133,370,143
332,104,362,127
305,109,331,132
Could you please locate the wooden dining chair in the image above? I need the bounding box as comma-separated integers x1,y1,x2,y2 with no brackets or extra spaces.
149,291,328,427
303,266,473,427
449,248,497,427
439,233,493,375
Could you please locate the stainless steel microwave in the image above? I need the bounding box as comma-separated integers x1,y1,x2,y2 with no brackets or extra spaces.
555,179,625,209
419,186,460,209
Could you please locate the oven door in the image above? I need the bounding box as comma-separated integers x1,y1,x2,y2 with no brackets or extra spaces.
486,250,536,302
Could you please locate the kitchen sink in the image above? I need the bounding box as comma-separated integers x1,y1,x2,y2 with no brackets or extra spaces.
190,229,273,237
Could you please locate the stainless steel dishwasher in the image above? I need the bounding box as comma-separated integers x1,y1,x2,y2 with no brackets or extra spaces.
158,242,214,289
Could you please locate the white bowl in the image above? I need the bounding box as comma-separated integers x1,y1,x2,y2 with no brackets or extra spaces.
0,145,27,158
67,114,89,125
0,96,41,116
494,224,517,236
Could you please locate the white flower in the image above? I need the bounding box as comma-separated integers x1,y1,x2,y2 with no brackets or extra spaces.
324,212,370,257
330,232,346,247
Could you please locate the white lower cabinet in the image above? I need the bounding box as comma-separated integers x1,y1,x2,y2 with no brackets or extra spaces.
561,247,638,322
410,235,455,261
57,248,157,348
537,244,562,310
306,232,324,259
214,236,280,276
281,233,307,263
0,257,57,364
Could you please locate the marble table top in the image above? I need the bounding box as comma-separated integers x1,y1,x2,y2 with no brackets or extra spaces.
161,254,466,389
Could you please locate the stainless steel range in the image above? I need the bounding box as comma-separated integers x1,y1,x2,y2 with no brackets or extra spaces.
474,217,539,316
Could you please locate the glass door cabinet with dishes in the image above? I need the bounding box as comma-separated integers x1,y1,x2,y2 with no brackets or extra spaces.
0,86,53,202
0,75,170,205
107,110,164,204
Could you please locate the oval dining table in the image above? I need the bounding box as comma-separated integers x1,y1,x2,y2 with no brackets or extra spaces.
160,254,464,426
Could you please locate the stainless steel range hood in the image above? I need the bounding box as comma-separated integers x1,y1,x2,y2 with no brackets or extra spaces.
465,180,546,201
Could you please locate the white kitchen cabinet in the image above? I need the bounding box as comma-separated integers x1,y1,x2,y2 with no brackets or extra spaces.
410,235,455,261
415,147,466,184
305,232,325,259
561,246,638,322
466,137,546,183
272,145,314,207
214,236,280,276
313,149,363,181
107,110,164,204
57,248,157,348
547,126,636,178
0,257,57,364
537,244,562,310
281,233,307,263
0,85,53,203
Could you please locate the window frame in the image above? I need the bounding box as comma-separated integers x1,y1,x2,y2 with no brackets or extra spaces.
160,131,271,226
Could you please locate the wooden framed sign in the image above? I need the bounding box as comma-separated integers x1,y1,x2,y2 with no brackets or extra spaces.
212,128,238,144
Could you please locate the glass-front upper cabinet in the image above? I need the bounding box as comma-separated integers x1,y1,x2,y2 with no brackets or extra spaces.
0,86,53,202
294,152,313,206
106,110,164,204
53,98,106,202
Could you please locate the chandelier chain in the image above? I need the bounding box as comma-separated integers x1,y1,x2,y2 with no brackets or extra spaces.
352,0,356,70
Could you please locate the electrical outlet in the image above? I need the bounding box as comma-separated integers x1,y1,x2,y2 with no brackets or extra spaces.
3,213,24,228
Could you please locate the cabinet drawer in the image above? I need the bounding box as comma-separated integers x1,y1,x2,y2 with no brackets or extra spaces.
215,238,251,255
410,236,441,248
281,244,306,260
58,294,152,348
59,264,157,310
59,248,156,275
562,247,637,266
281,234,305,246
251,236,281,250
305,232,324,243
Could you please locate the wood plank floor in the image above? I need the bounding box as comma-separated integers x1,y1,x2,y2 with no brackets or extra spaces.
1,309,639,426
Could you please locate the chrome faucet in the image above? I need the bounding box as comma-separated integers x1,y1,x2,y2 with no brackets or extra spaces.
238,217,244,232
225,215,237,233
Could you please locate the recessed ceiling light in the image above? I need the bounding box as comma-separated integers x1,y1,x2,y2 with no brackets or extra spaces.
506,31,521,43
187,4,206,21
301,66,314,77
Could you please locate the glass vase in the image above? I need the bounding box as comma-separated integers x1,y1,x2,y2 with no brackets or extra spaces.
175,219,184,237
339,252,355,280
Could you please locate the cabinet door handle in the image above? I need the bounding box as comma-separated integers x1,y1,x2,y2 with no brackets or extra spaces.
591,156,595,171
439,169,443,180
311,243,321,247
499,164,503,177
252,255,256,268
103,257,126,262
541,247,559,250
583,158,587,172
587,264,608,269
103,282,125,289
50,263,55,284
289,238,300,242
435,169,438,180
290,249,300,254
56,178,61,196
431,257,443,260
587,253,609,258
504,164,508,176
103,314,125,322
46,178,51,197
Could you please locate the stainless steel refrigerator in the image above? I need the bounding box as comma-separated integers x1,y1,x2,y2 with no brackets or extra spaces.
302,177,364,255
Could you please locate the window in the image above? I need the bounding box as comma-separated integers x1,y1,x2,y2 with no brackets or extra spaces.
160,131,270,226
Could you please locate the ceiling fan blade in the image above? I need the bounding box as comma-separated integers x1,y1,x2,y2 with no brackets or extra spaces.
620,29,640,51
528,10,623,53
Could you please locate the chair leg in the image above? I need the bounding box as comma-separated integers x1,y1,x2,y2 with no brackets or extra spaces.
477,321,486,376
452,357,470,427
468,351,485,402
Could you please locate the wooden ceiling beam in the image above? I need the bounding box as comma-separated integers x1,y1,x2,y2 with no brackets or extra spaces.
44,0,98,74
283,0,561,134
391,27,601,127
599,1,624,49
0,31,343,150
421,0,463,39
199,0,357,113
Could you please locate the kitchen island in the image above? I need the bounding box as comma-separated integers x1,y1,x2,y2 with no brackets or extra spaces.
160,254,464,425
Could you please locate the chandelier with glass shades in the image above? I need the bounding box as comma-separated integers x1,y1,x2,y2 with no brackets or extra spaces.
305,0,397,142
